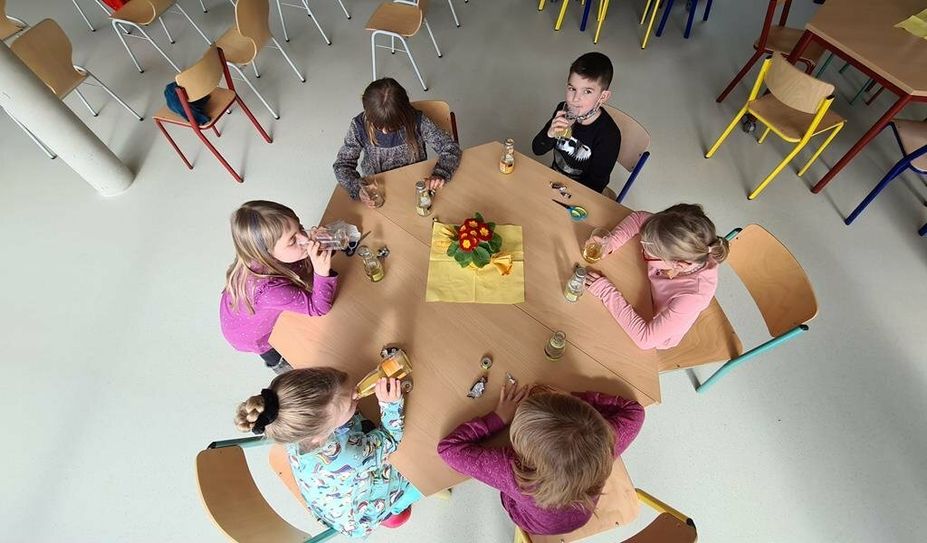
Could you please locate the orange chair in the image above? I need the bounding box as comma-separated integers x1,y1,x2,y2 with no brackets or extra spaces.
154,46,272,183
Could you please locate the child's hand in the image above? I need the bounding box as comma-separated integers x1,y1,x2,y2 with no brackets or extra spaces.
307,240,332,277
375,377,402,404
425,176,446,191
584,270,604,288
547,111,572,139
494,381,528,425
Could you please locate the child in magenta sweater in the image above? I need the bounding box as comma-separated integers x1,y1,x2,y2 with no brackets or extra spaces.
437,383,644,535
219,201,338,374
585,203,729,350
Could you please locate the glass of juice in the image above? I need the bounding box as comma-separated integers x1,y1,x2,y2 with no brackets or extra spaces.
582,227,609,264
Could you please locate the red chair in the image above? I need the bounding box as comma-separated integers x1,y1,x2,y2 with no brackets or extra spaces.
153,46,272,183
716,0,824,103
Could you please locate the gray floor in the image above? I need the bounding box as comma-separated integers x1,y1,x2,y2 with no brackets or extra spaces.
1,0,925,541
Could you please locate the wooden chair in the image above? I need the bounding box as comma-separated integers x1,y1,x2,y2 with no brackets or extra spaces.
845,120,927,233
601,104,651,203
109,0,212,73
153,46,272,183
274,0,349,46
705,54,845,200
366,0,442,92
216,0,304,120
514,488,696,543
0,0,27,41
196,440,338,543
689,224,817,393
411,99,459,143
716,0,824,103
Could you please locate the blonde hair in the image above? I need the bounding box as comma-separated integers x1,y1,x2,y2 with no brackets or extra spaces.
234,367,348,445
224,201,312,314
509,393,615,511
640,203,729,265
362,78,422,163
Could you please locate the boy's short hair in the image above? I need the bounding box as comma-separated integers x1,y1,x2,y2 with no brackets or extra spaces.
569,52,614,90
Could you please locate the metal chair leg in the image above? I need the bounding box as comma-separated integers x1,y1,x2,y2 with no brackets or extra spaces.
194,126,243,183
175,5,212,44
716,50,762,102
137,25,182,72
683,0,697,38
233,95,273,143
155,119,193,169
705,105,748,158
696,325,808,393
423,18,442,57
748,141,808,200
111,20,145,72
641,0,661,48
370,32,378,80
400,36,428,91
73,0,96,31
73,88,99,116
9,114,57,159
271,37,306,82
86,70,144,120
702,0,712,20
276,0,290,41
844,158,910,225
447,0,461,27
616,151,649,202
554,0,570,30
336,0,351,19
655,0,676,37
797,123,844,176
228,63,279,119
301,0,332,45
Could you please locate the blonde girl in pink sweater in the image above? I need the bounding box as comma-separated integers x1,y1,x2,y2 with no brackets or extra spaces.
585,204,729,350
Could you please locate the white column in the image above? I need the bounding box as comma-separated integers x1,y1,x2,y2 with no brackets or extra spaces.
0,43,134,196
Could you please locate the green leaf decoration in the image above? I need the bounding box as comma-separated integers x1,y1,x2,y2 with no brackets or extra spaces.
455,250,472,266
489,233,503,253
474,212,484,223
473,246,491,267
487,222,496,230
478,242,492,253
447,241,459,257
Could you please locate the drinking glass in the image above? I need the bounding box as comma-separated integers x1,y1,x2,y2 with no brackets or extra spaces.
361,177,385,207
582,227,609,263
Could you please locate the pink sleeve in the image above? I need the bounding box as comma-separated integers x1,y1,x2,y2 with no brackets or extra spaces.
258,273,338,317
604,211,652,254
437,412,521,496
586,277,704,350
572,392,645,455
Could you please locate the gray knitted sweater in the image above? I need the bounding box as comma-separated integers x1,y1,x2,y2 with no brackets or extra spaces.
333,111,462,199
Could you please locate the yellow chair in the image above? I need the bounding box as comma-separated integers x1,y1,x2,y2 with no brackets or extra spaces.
366,0,442,92
705,54,845,200
639,0,662,49
216,0,304,120
109,0,212,73
514,488,697,543
411,99,459,143
0,0,27,41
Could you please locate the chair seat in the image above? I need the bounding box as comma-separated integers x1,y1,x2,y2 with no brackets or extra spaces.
748,93,844,142
366,3,422,36
623,513,697,543
893,119,927,172
216,27,260,65
755,26,825,63
154,87,236,128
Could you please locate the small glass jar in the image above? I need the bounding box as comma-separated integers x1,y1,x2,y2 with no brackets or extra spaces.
499,138,515,174
357,245,384,282
563,266,587,302
311,229,350,251
415,180,432,216
545,331,566,361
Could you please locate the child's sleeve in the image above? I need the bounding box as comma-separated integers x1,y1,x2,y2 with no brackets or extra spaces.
586,279,705,350
420,115,462,181
581,128,621,193
437,412,522,495
572,392,645,455
333,123,364,200
603,211,652,254
354,399,406,470
261,273,339,317
531,105,561,156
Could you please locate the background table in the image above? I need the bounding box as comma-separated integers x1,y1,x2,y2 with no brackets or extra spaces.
270,142,739,523
788,0,927,192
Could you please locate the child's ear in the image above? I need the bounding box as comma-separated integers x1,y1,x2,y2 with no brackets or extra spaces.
599,89,612,105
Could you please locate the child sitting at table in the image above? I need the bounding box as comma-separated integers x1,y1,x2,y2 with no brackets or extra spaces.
585,203,729,350
437,382,644,535
236,369,421,537
333,77,462,207
219,201,337,374
532,52,621,194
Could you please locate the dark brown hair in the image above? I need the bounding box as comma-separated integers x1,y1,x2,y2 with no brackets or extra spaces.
362,78,422,162
569,52,614,89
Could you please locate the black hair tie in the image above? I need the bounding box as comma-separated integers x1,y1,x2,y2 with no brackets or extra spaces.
251,388,280,435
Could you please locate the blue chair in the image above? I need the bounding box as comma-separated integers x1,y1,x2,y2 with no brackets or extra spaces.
602,104,651,203
654,0,713,40
844,120,927,235
695,225,817,393
197,437,338,543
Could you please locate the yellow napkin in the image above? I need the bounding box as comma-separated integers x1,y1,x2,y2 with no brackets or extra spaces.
425,222,525,304
896,9,927,38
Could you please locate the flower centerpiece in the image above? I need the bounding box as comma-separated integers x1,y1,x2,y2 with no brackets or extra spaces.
445,212,503,269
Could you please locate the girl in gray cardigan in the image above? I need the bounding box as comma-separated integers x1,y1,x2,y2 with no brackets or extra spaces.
333,78,462,206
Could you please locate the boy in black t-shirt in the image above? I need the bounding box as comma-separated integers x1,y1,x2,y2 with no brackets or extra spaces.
532,52,621,194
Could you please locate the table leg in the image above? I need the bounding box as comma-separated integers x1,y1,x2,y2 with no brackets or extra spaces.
786,30,813,64
811,93,913,193
580,0,593,31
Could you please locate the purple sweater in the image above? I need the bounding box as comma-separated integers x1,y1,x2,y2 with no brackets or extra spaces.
219,264,338,354
437,392,644,535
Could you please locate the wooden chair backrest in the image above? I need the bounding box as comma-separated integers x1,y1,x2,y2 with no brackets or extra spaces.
602,105,651,173
236,0,271,51
176,46,223,101
10,19,80,98
412,99,457,142
764,54,834,114
623,513,697,543
415,0,430,14
268,444,307,506
726,224,817,338
112,0,171,25
195,446,311,543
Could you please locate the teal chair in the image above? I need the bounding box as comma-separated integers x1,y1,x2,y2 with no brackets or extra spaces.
697,224,817,392
196,436,338,543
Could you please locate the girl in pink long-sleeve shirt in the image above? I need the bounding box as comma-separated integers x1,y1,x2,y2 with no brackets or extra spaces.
219,201,338,374
585,203,729,350
437,383,644,535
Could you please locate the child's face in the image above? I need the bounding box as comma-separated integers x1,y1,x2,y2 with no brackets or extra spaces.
564,73,611,117
271,220,311,263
